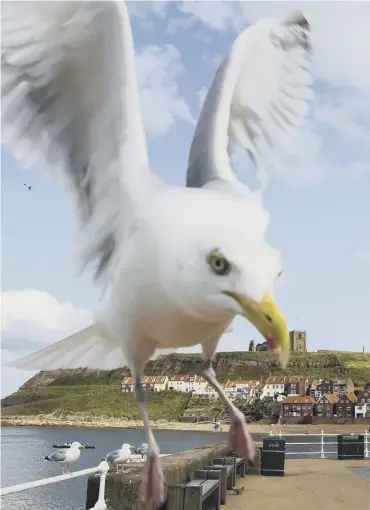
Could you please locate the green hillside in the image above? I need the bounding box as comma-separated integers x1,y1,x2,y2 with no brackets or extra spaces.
1,386,192,421
18,351,370,388
2,351,369,420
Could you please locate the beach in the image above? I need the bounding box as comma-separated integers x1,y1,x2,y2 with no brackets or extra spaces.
2,413,369,434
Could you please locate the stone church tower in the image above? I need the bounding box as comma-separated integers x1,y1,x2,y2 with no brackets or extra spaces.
289,330,307,352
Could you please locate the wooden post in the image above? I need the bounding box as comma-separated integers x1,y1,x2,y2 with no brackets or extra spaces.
183,484,202,510
221,457,237,486
166,484,185,510
205,470,221,510
202,465,227,504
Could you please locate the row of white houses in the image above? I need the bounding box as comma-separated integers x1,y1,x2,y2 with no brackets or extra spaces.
121,375,369,405
121,375,264,399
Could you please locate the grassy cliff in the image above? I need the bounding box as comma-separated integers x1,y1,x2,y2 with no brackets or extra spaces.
2,351,369,420
1,387,192,421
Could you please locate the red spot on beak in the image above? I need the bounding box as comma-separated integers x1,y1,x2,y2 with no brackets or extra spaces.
265,334,277,349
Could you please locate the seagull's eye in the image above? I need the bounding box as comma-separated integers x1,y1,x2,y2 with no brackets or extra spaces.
208,251,231,276
277,270,283,279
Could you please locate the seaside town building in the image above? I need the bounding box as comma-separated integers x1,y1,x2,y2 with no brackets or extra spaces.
315,393,339,418
282,396,316,418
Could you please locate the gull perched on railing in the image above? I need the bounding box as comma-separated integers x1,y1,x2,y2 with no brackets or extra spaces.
2,0,313,503
44,441,85,474
105,443,133,473
135,442,148,459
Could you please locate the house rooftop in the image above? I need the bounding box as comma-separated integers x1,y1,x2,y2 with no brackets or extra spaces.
168,375,186,382
122,376,134,385
141,375,156,384
342,393,358,403
155,376,167,384
283,396,316,404
266,376,287,384
318,393,339,404
224,380,236,388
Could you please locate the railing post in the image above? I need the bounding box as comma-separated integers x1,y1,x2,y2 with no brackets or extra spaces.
91,461,109,510
365,430,369,459
320,430,325,459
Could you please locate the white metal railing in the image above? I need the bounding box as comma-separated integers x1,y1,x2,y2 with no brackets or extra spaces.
0,460,109,510
268,429,370,459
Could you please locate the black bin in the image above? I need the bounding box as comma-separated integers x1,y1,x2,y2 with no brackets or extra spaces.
337,434,364,460
261,438,286,476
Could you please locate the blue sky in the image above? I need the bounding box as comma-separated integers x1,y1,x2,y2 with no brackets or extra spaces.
1,1,370,397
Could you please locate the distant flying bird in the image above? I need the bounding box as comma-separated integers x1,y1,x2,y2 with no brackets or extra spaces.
24,184,34,191
2,1,313,503
44,441,84,473
105,443,133,472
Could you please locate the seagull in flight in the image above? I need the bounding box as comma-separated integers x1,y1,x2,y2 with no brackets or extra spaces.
1,1,313,503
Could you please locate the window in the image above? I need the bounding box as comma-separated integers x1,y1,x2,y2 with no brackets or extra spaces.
346,406,351,411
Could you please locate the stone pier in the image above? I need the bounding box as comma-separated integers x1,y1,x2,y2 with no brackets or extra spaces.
86,441,262,510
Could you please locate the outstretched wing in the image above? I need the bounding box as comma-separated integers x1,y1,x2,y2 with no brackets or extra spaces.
1,1,152,283
187,11,313,192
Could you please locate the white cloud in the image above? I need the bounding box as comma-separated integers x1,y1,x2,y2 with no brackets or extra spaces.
128,1,169,29
169,1,243,34
273,120,327,188
1,290,93,343
136,45,195,135
315,91,370,148
1,290,93,397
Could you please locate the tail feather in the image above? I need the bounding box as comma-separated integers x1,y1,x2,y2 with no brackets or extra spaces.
7,325,128,371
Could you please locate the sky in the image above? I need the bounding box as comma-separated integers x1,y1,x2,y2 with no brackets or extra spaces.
1,1,370,398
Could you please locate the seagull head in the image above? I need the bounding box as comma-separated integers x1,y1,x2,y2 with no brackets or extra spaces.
154,192,290,367
71,442,85,449
201,234,289,367
121,443,134,450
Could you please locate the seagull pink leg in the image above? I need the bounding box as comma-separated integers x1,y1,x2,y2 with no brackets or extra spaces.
201,360,255,462
134,378,165,503
140,434,165,502
229,410,255,461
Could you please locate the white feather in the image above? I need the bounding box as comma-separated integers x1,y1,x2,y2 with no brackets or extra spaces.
8,325,127,371
187,12,313,191
1,1,156,283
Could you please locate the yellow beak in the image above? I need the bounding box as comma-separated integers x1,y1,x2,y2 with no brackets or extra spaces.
223,291,290,368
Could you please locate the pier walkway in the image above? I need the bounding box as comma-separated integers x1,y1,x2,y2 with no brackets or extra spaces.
225,459,369,510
